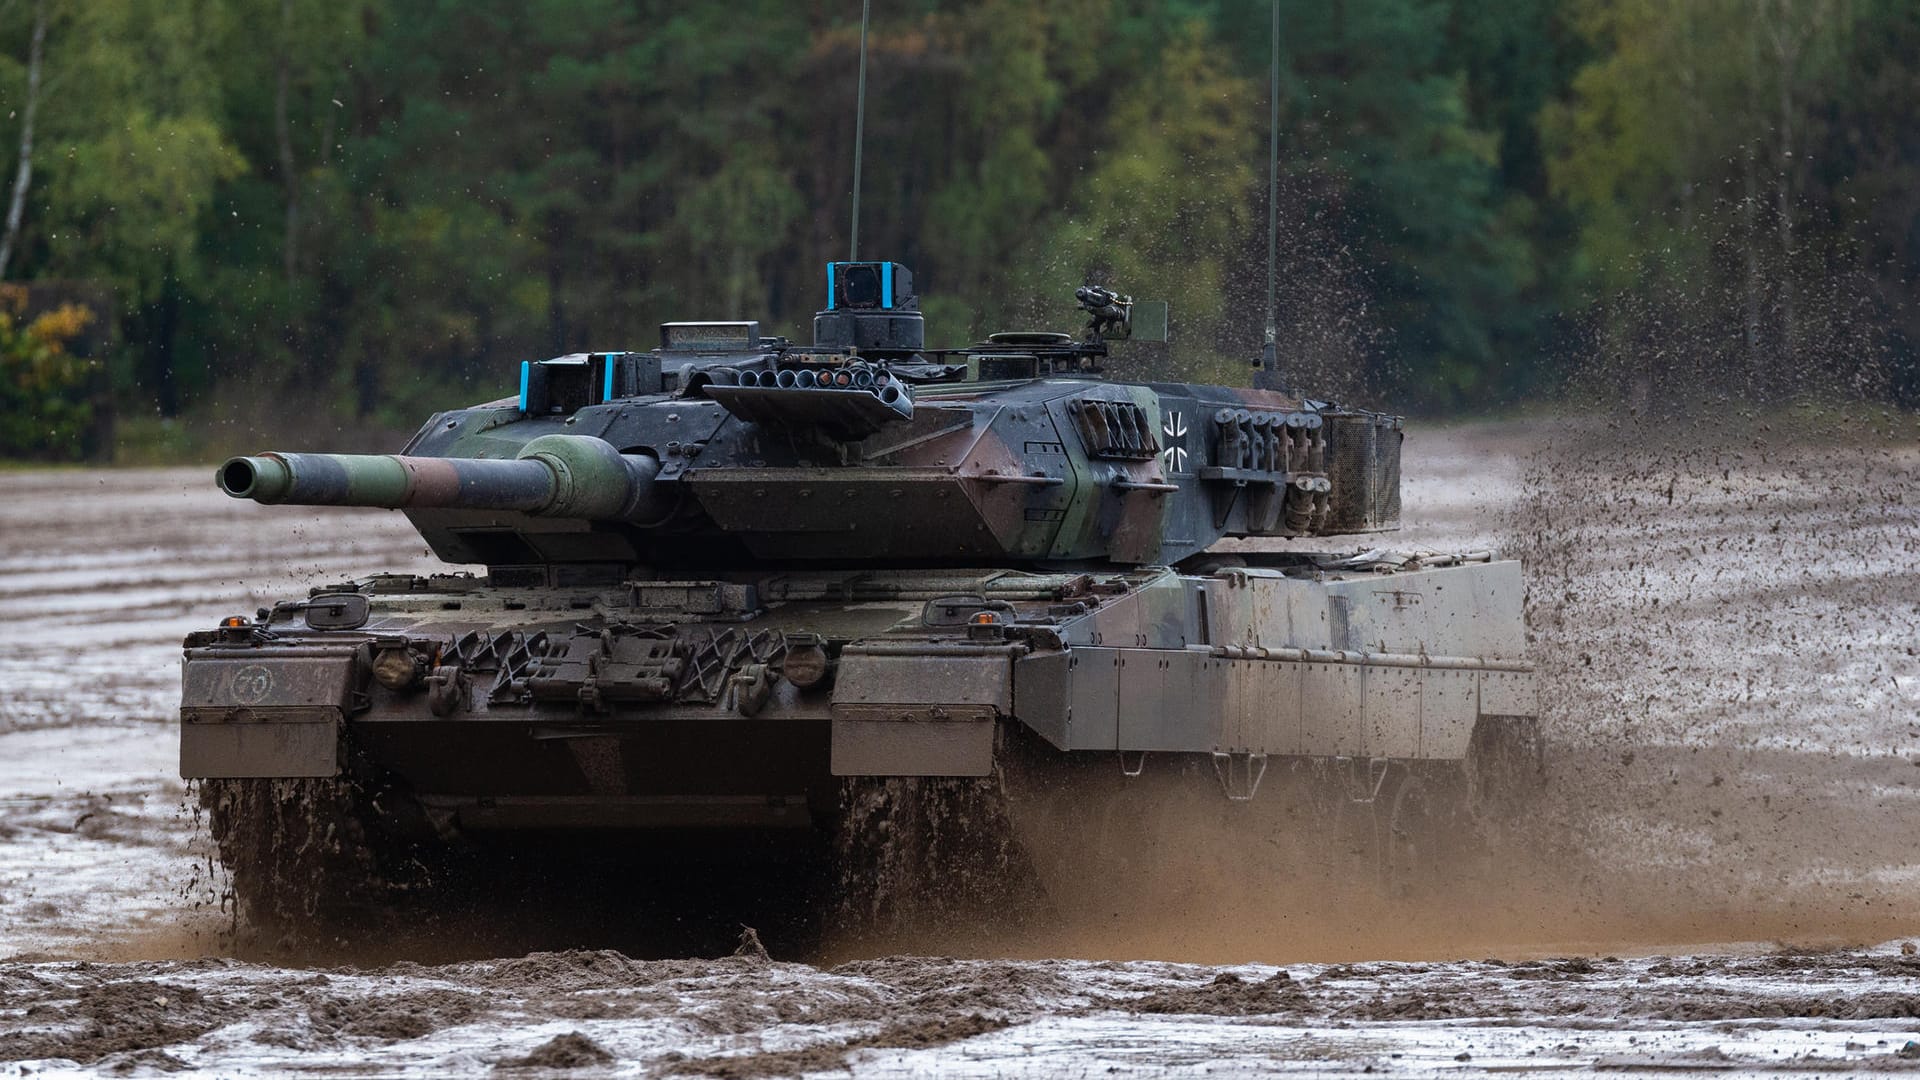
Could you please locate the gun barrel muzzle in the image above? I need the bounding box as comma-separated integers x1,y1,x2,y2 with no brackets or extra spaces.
218,434,663,521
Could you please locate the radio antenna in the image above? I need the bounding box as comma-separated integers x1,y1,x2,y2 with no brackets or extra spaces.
848,0,872,262
1259,0,1281,387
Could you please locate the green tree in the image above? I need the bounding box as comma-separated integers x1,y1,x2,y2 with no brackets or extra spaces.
2,0,1914,458
1544,0,1870,405
0,283,96,458
1024,21,1256,377
0,0,243,414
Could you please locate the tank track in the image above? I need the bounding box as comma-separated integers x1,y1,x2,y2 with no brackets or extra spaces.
199,718,1545,953
199,776,435,952
914,723,1549,929
833,771,1045,944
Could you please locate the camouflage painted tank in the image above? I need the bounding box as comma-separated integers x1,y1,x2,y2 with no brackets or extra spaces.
184,262,1539,945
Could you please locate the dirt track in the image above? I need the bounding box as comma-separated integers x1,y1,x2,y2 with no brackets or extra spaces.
4,417,1920,1076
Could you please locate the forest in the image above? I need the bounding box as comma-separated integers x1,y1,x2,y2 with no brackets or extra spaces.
0,0,1914,460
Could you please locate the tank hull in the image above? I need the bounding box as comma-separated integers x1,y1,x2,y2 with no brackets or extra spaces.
184,556,1532,788
183,554,1536,937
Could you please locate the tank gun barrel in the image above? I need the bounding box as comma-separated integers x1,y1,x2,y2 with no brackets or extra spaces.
217,434,663,522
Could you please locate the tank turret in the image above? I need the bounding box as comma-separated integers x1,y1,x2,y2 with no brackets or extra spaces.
215,264,1400,572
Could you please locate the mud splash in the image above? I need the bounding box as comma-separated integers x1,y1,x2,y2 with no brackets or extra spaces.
8,419,1920,1073
9,945,1920,1074
919,412,1920,968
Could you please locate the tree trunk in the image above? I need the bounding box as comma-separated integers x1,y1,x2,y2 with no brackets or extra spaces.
146,291,182,418
1741,16,1763,397
547,234,567,355
726,242,746,319
0,0,48,280
1770,0,1804,392
276,0,300,292
1664,3,1698,411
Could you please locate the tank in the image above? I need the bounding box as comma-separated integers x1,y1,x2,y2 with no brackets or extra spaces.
183,262,1540,947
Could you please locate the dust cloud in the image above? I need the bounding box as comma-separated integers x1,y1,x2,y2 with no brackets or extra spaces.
855,410,1920,967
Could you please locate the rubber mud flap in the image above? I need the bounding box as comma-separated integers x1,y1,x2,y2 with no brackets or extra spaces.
181,713,340,778
830,713,995,776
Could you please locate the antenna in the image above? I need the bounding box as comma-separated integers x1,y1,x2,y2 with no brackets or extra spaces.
1258,0,1283,389
848,0,872,262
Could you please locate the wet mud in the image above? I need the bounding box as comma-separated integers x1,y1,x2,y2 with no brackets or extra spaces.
9,946,1920,1074
4,416,1920,1074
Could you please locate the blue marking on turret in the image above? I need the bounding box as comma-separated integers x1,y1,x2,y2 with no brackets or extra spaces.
603,355,615,402
826,262,837,311
882,261,893,308
519,361,530,413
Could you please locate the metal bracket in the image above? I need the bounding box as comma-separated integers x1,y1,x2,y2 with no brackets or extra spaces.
1211,750,1268,801
1120,750,1147,777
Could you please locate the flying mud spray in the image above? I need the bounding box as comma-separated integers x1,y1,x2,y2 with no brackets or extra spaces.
814,0,1920,967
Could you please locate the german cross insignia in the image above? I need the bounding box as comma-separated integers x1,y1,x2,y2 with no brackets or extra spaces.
1161,411,1188,472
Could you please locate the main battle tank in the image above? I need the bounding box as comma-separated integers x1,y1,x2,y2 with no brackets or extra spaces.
183,262,1539,947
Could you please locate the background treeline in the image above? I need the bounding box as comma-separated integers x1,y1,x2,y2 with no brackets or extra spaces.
0,0,1914,460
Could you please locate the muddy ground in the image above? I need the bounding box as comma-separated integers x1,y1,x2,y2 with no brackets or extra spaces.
4,416,1920,1076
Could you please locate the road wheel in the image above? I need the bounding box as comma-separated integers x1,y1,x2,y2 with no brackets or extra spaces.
1466,716,1547,851
1375,765,1471,900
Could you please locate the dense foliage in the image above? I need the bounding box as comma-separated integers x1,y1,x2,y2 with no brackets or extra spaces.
0,284,96,458
0,0,1913,455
